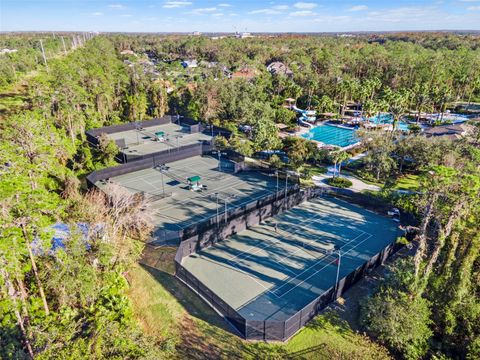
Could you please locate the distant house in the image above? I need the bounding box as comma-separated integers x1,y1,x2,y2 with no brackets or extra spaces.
181,59,198,68
199,60,218,68
237,32,253,39
0,48,18,55
266,62,293,77
423,123,473,140
231,67,257,79
120,49,136,56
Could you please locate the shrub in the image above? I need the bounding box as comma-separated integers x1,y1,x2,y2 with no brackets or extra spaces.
326,177,353,188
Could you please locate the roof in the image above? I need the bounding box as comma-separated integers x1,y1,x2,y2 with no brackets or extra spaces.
232,67,257,79
423,123,472,139
181,59,198,68
267,62,293,76
120,49,136,55
187,175,201,183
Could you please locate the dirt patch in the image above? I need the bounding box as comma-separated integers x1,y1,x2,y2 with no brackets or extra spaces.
140,244,177,274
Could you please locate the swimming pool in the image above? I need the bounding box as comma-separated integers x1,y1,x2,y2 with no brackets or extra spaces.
368,113,410,131
302,124,358,148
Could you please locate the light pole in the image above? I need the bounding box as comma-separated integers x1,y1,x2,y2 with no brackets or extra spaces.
213,151,227,172
215,192,219,226
157,164,167,197
174,134,183,150
284,171,289,209
275,171,279,199
121,147,127,163
223,194,236,223
135,122,140,145
334,247,342,298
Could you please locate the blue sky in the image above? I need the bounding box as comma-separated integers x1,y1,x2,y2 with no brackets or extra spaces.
1,1,479,32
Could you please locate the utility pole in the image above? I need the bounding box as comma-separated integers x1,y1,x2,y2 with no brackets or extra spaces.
39,40,48,72
61,36,67,55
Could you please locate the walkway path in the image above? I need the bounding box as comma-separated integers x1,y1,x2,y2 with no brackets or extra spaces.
312,151,382,192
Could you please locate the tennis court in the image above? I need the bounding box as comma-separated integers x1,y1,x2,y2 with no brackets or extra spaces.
181,196,400,323
96,155,287,237
106,122,213,156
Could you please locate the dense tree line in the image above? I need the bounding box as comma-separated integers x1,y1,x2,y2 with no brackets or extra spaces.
359,128,480,359
0,37,166,359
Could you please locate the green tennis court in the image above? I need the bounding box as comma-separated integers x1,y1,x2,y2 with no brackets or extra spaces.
106,122,212,156
96,155,288,239
181,196,400,323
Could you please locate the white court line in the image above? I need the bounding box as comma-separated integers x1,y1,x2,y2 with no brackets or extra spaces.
275,233,373,298
154,187,278,228
221,258,275,293
224,215,360,295
218,202,375,299
226,228,371,299
272,230,370,296
227,211,326,263
153,177,254,211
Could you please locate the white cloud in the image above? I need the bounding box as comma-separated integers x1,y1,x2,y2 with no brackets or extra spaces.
217,3,231,7
290,10,316,16
348,5,368,12
249,4,290,15
91,12,103,16
293,2,317,9
188,7,218,14
212,13,224,16
108,4,126,9
120,14,132,17
467,5,480,9
249,8,282,15
163,1,192,8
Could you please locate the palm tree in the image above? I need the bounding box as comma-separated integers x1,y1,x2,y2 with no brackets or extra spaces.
384,88,409,134
362,99,378,124
331,150,351,178
336,151,351,177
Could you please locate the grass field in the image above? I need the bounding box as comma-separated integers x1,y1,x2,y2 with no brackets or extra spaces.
393,174,420,191
127,248,392,359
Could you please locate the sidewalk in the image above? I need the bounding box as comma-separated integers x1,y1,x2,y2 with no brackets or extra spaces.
312,165,381,193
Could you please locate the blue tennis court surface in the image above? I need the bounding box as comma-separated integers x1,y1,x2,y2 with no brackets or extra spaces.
181,196,400,323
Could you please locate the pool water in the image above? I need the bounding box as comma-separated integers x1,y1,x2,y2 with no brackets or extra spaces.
302,125,358,148
368,114,410,131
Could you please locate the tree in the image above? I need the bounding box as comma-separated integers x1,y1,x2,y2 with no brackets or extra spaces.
330,150,350,178
361,260,433,360
283,137,315,169
97,133,119,166
362,290,432,359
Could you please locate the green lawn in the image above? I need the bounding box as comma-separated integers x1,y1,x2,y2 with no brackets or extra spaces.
127,253,392,360
300,165,328,187
393,174,420,191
